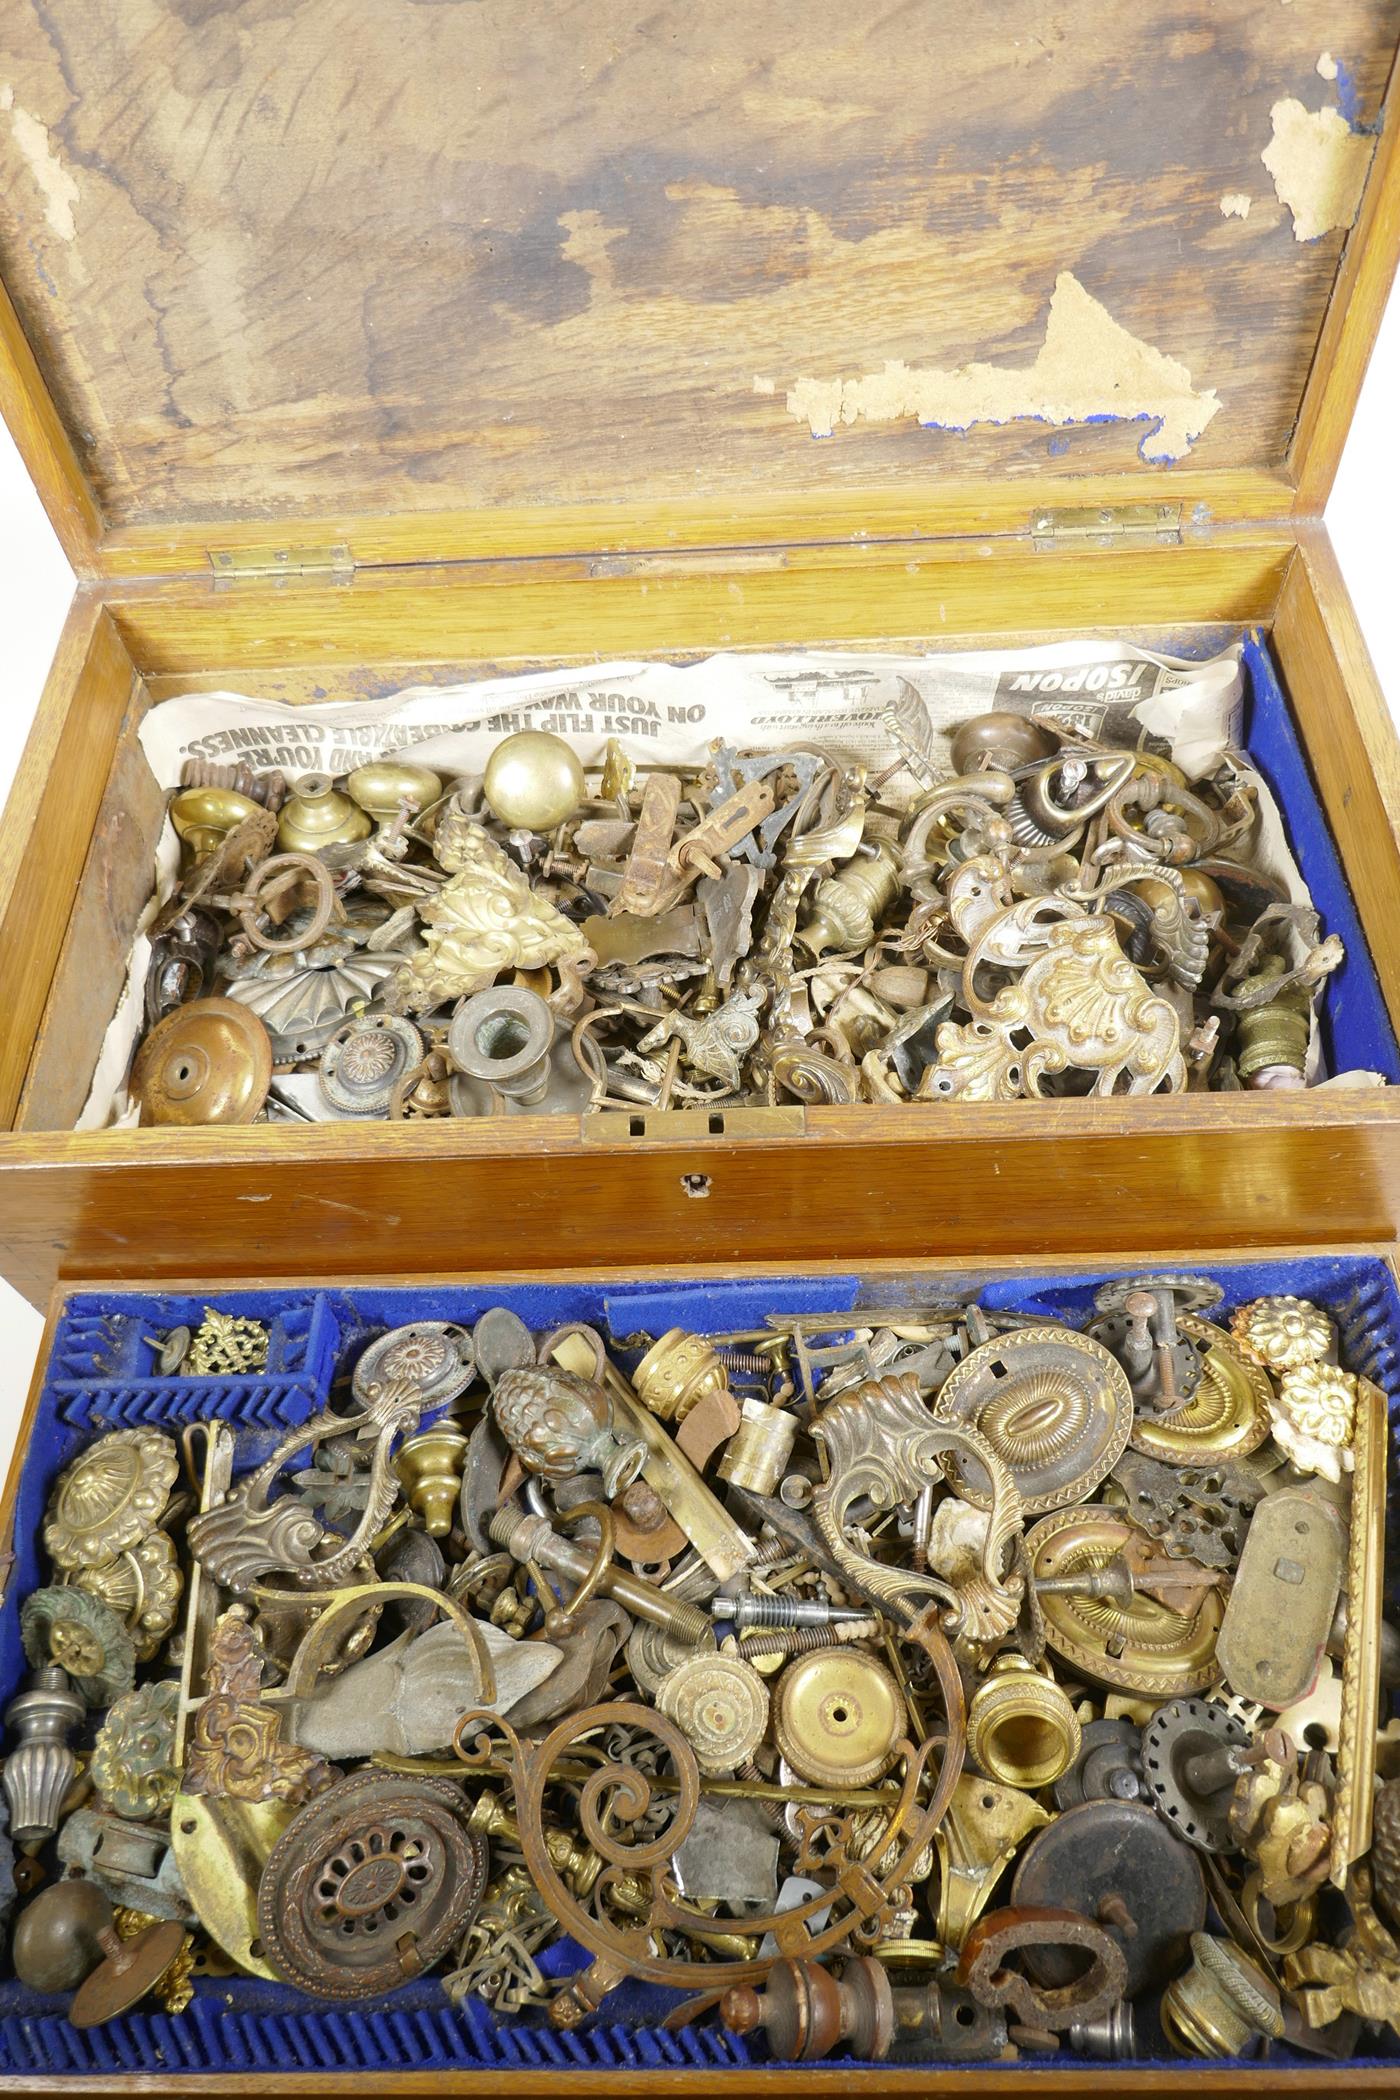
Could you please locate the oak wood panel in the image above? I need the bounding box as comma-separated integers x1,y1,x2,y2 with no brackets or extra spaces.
0,0,1395,559
101,536,1294,681
0,275,101,571
0,596,137,1128
0,2054,1395,2096
98,467,1296,580
1273,524,1400,1031
1,2058,1398,2095
0,1093,1397,1313
18,713,164,1130
1290,41,1400,511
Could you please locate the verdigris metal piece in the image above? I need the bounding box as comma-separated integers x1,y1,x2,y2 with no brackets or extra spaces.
43,1428,180,1571
21,1589,136,1707
1216,1486,1344,1710
58,1808,191,1922
91,1682,181,1822
933,1325,1132,1514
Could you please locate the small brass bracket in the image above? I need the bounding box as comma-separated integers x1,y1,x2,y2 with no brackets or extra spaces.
209,543,354,587
581,1105,805,1144
1030,503,1181,549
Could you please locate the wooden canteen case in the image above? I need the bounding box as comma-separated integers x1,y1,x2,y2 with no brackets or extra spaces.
0,0,1397,1308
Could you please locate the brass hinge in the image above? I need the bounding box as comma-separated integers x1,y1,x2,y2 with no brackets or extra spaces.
581,1105,806,1144
208,542,354,586
1030,503,1181,549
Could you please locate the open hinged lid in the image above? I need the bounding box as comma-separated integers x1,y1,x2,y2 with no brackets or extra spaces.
0,0,1397,583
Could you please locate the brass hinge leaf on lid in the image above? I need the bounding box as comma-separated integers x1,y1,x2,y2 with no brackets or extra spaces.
208,543,354,586
1030,504,1181,549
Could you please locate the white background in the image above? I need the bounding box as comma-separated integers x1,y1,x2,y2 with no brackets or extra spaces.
0,301,1396,1480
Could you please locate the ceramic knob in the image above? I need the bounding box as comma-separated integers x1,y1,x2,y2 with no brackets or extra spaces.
276,774,372,852
3,1667,86,1844
482,731,585,831
13,1878,114,1992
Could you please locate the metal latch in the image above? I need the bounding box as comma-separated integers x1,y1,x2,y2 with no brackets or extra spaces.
209,543,354,586
582,1106,806,1143
1030,504,1181,548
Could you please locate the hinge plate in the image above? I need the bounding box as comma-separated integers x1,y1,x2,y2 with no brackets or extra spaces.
209,543,353,586
1030,503,1181,548
581,1106,806,1144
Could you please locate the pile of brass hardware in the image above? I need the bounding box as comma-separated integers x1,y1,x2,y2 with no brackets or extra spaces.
127,706,1347,1126
1,1282,1392,2069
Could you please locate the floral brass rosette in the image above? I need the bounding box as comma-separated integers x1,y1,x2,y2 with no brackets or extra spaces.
1270,1361,1359,1483
1230,1295,1332,1372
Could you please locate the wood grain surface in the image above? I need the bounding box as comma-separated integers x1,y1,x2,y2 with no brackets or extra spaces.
0,0,1395,559
1,1092,1399,1313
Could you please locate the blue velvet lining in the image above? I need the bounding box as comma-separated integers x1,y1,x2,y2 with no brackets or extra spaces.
1241,630,1400,1081
2,1256,1398,2078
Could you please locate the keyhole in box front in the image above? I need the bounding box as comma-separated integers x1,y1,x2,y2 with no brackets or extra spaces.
681,1173,711,1199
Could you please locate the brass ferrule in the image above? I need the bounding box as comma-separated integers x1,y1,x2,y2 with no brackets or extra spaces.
717,1397,798,1495
632,1329,729,1424
1160,1934,1283,2057
965,1652,1081,1791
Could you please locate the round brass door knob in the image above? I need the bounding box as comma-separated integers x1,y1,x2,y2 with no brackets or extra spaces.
131,998,272,1126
